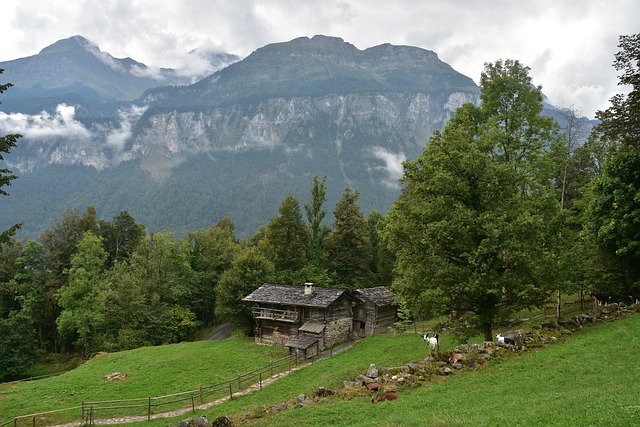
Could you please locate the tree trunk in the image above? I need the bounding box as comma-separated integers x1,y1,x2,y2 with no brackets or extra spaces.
483,324,493,342
556,290,561,320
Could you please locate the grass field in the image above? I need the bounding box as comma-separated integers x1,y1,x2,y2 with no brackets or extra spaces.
2,307,639,426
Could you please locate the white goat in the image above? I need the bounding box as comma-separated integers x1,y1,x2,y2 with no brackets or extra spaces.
496,333,515,345
423,333,440,354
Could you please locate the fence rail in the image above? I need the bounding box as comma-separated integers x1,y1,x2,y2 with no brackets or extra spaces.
2,354,303,427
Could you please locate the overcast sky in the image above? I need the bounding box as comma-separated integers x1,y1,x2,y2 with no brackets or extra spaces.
1,0,638,119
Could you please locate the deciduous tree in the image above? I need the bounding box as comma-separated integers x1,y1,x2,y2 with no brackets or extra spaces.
586,33,640,294
383,60,562,341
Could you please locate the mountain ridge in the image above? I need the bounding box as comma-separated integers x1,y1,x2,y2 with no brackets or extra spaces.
1,35,585,239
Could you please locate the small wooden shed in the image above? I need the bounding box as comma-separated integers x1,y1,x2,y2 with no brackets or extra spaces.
351,286,398,339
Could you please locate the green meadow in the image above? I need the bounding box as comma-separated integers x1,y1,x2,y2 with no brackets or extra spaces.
2,312,639,426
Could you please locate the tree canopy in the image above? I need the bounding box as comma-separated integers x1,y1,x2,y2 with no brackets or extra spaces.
382,60,562,341
586,33,640,294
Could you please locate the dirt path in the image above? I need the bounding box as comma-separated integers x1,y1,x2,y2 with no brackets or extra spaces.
204,323,234,340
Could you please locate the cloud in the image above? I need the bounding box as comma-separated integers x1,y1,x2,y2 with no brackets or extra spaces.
105,105,147,153
0,104,91,139
371,147,406,189
3,0,640,119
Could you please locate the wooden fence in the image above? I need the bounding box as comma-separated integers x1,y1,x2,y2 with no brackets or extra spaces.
2,354,304,427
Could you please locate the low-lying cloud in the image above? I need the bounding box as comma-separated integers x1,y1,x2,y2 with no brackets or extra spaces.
371,146,406,189
0,104,92,139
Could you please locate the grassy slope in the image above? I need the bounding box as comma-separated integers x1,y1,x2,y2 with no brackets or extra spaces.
3,313,639,426
244,314,640,427
144,313,640,427
0,334,288,421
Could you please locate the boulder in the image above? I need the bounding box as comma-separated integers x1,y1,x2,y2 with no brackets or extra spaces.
366,363,379,378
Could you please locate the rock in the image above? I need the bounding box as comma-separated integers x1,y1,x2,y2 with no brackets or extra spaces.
211,416,233,427
178,417,210,427
366,363,379,378
104,372,127,381
442,367,453,375
315,387,335,398
355,374,368,383
343,380,361,388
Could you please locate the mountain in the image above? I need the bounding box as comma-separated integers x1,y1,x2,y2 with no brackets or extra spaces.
0,35,239,116
1,35,480,238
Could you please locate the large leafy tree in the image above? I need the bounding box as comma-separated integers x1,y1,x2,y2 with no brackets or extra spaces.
187,217,239,326
323,188,372,289
586,33,640,294
0,69,22,244
102,232,199,349
215,248,274,335
383,60,562,341
57,232,108,355
0,311,37,381
98,210,146,267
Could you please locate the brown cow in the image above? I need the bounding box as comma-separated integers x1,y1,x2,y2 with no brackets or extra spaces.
363,381,383,392
372,391,398,403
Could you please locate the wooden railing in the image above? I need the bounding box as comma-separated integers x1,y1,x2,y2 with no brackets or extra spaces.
252,307,298,322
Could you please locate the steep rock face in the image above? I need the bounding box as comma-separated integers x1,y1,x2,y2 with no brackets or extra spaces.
1,35,483,237
136,91,478,158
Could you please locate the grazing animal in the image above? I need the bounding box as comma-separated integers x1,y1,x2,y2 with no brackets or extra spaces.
362,381,383,393
496,333,516,345
449,352,465,364
372,391,398,403
590,292,611,306
423,333,440,353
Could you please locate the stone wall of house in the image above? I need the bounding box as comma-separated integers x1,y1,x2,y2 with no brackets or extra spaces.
325,317,353,347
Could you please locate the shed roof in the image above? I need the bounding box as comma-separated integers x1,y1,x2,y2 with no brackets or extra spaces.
353,286,398,307
298,321,325,334
242,283,348,308
286,335,319,350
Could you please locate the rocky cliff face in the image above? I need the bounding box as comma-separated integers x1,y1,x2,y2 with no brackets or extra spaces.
1,35,482,237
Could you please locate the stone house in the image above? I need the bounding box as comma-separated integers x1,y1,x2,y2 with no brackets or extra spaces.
242,283,397,358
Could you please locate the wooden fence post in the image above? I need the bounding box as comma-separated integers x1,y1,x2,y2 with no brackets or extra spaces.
228,383,232,400
199,385,203,403
148,396,152,420
81,401,84,420
191,395,195,412
237,374,241,391
31,416,35,427
259,372,262,390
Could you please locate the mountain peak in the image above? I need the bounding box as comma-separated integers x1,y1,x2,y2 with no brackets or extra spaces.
38,35,95,55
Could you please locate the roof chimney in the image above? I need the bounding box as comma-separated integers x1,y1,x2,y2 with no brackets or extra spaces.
304,282,314,296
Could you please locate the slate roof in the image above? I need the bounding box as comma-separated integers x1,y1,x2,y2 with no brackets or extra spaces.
298,321,326,334
286,335,319,350
242,283,348,308
352,286,398,306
